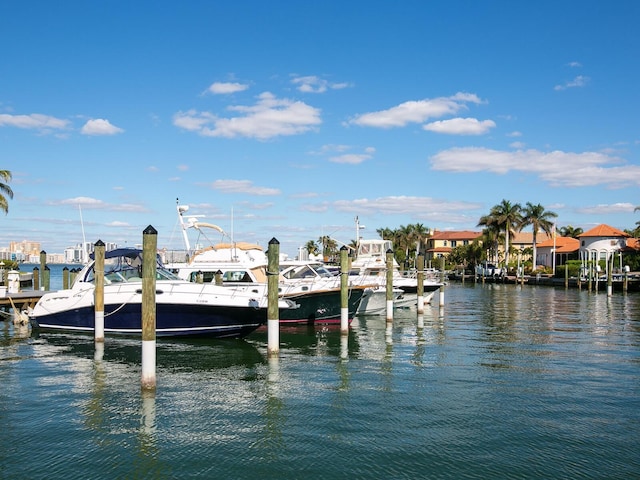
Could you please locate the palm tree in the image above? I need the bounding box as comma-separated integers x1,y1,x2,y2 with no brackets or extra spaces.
478,199,522,267
304,240,319,257
0,170,13,214
520,202,557,272
318,235,338,262
412,223,430,259
558,225,583,238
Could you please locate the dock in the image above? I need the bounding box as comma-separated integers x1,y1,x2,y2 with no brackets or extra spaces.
0,290,46,311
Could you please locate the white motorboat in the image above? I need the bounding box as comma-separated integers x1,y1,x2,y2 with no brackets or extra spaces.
29,248,294,338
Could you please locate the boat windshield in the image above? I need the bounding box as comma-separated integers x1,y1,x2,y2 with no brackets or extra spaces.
84,250,181,283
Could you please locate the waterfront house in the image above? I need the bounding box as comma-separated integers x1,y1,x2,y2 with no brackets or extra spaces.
578,224,631,271
426,230,482,264
535,236,580,269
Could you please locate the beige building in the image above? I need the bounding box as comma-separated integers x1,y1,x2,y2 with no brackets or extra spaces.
426,230,482,262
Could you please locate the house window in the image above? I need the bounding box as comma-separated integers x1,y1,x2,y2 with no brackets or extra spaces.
451,240,457,247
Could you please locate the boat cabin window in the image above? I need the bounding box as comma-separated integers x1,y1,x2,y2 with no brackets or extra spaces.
188,270,253,283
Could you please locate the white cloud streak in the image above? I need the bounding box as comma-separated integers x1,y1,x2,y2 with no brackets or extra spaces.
423,117,496,135
0,113,70,132
209,179,281,196
430,147,640,188
347,92,483,128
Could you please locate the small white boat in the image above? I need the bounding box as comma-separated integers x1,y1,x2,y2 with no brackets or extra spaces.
349,238,442,313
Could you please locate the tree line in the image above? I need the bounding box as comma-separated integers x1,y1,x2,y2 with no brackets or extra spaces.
303,198,640,273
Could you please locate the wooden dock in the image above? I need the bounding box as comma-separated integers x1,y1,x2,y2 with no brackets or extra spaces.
0,290,46,311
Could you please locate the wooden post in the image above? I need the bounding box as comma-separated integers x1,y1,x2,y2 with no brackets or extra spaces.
340,246,349,334
215,270,223,286
141,226,157,391
33,267,40,291
62,267,69,289
385,249,394,323
94,240,105,343
43,265,50,291
416,254,425,314
607,255,613,297
267,238,280,357
40,251,46,289
439,256,445,307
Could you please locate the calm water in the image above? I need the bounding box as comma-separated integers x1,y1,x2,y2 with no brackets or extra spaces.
1,272,639,479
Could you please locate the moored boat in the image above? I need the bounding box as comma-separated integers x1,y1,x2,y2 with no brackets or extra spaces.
29,248,294,338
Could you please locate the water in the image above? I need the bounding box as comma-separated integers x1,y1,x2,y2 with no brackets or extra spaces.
2,281,639,479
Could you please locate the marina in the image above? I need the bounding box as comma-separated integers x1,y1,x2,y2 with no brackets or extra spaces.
2,281,639,479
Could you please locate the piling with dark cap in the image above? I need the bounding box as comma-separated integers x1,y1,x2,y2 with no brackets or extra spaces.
141,225,158,391
94,240,105,343
417,254,425,314
386,249,394,323
340,246,349,334
267,238,280,357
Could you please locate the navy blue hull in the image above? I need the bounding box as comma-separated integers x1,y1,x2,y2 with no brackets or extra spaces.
32,303,268,338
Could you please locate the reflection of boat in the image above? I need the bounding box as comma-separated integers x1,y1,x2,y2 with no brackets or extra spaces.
37,333,266,370
164,202,367,325
29,248,294,338
349,238,442,312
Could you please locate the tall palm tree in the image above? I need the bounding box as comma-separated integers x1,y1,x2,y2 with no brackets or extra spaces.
478,199,522,266
520,202,557,272
412,223,430,258
0,170,13,214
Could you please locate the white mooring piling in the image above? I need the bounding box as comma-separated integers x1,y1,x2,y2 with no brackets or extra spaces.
386,248,394,323
93,240,105,343
340,246,349,335
267,238,280,357
141,225,158,391
417,254,425,315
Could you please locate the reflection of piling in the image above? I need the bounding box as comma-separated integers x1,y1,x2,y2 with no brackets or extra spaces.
267,238,280,357
417,255,425,314
94,240,105,343
386,249,393,323
141,226,158,391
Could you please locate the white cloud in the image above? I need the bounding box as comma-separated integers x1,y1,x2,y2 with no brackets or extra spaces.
328,195,482,224
567,61,582,68
423,117,495,135
209,179,281,196
328,146,375,164
554,75,589,91
173,92,321,140
576,202,636,215
430,147,640,188
347,92,483,128
0,113,70,132
291,75,352,93
207,82,249,94
81,118,124,136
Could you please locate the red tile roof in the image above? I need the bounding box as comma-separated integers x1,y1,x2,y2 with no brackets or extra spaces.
579,224,630,238
536,236,580,253
429,230,481,241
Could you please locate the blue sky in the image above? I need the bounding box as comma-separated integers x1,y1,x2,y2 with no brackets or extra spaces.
2,1,639,257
